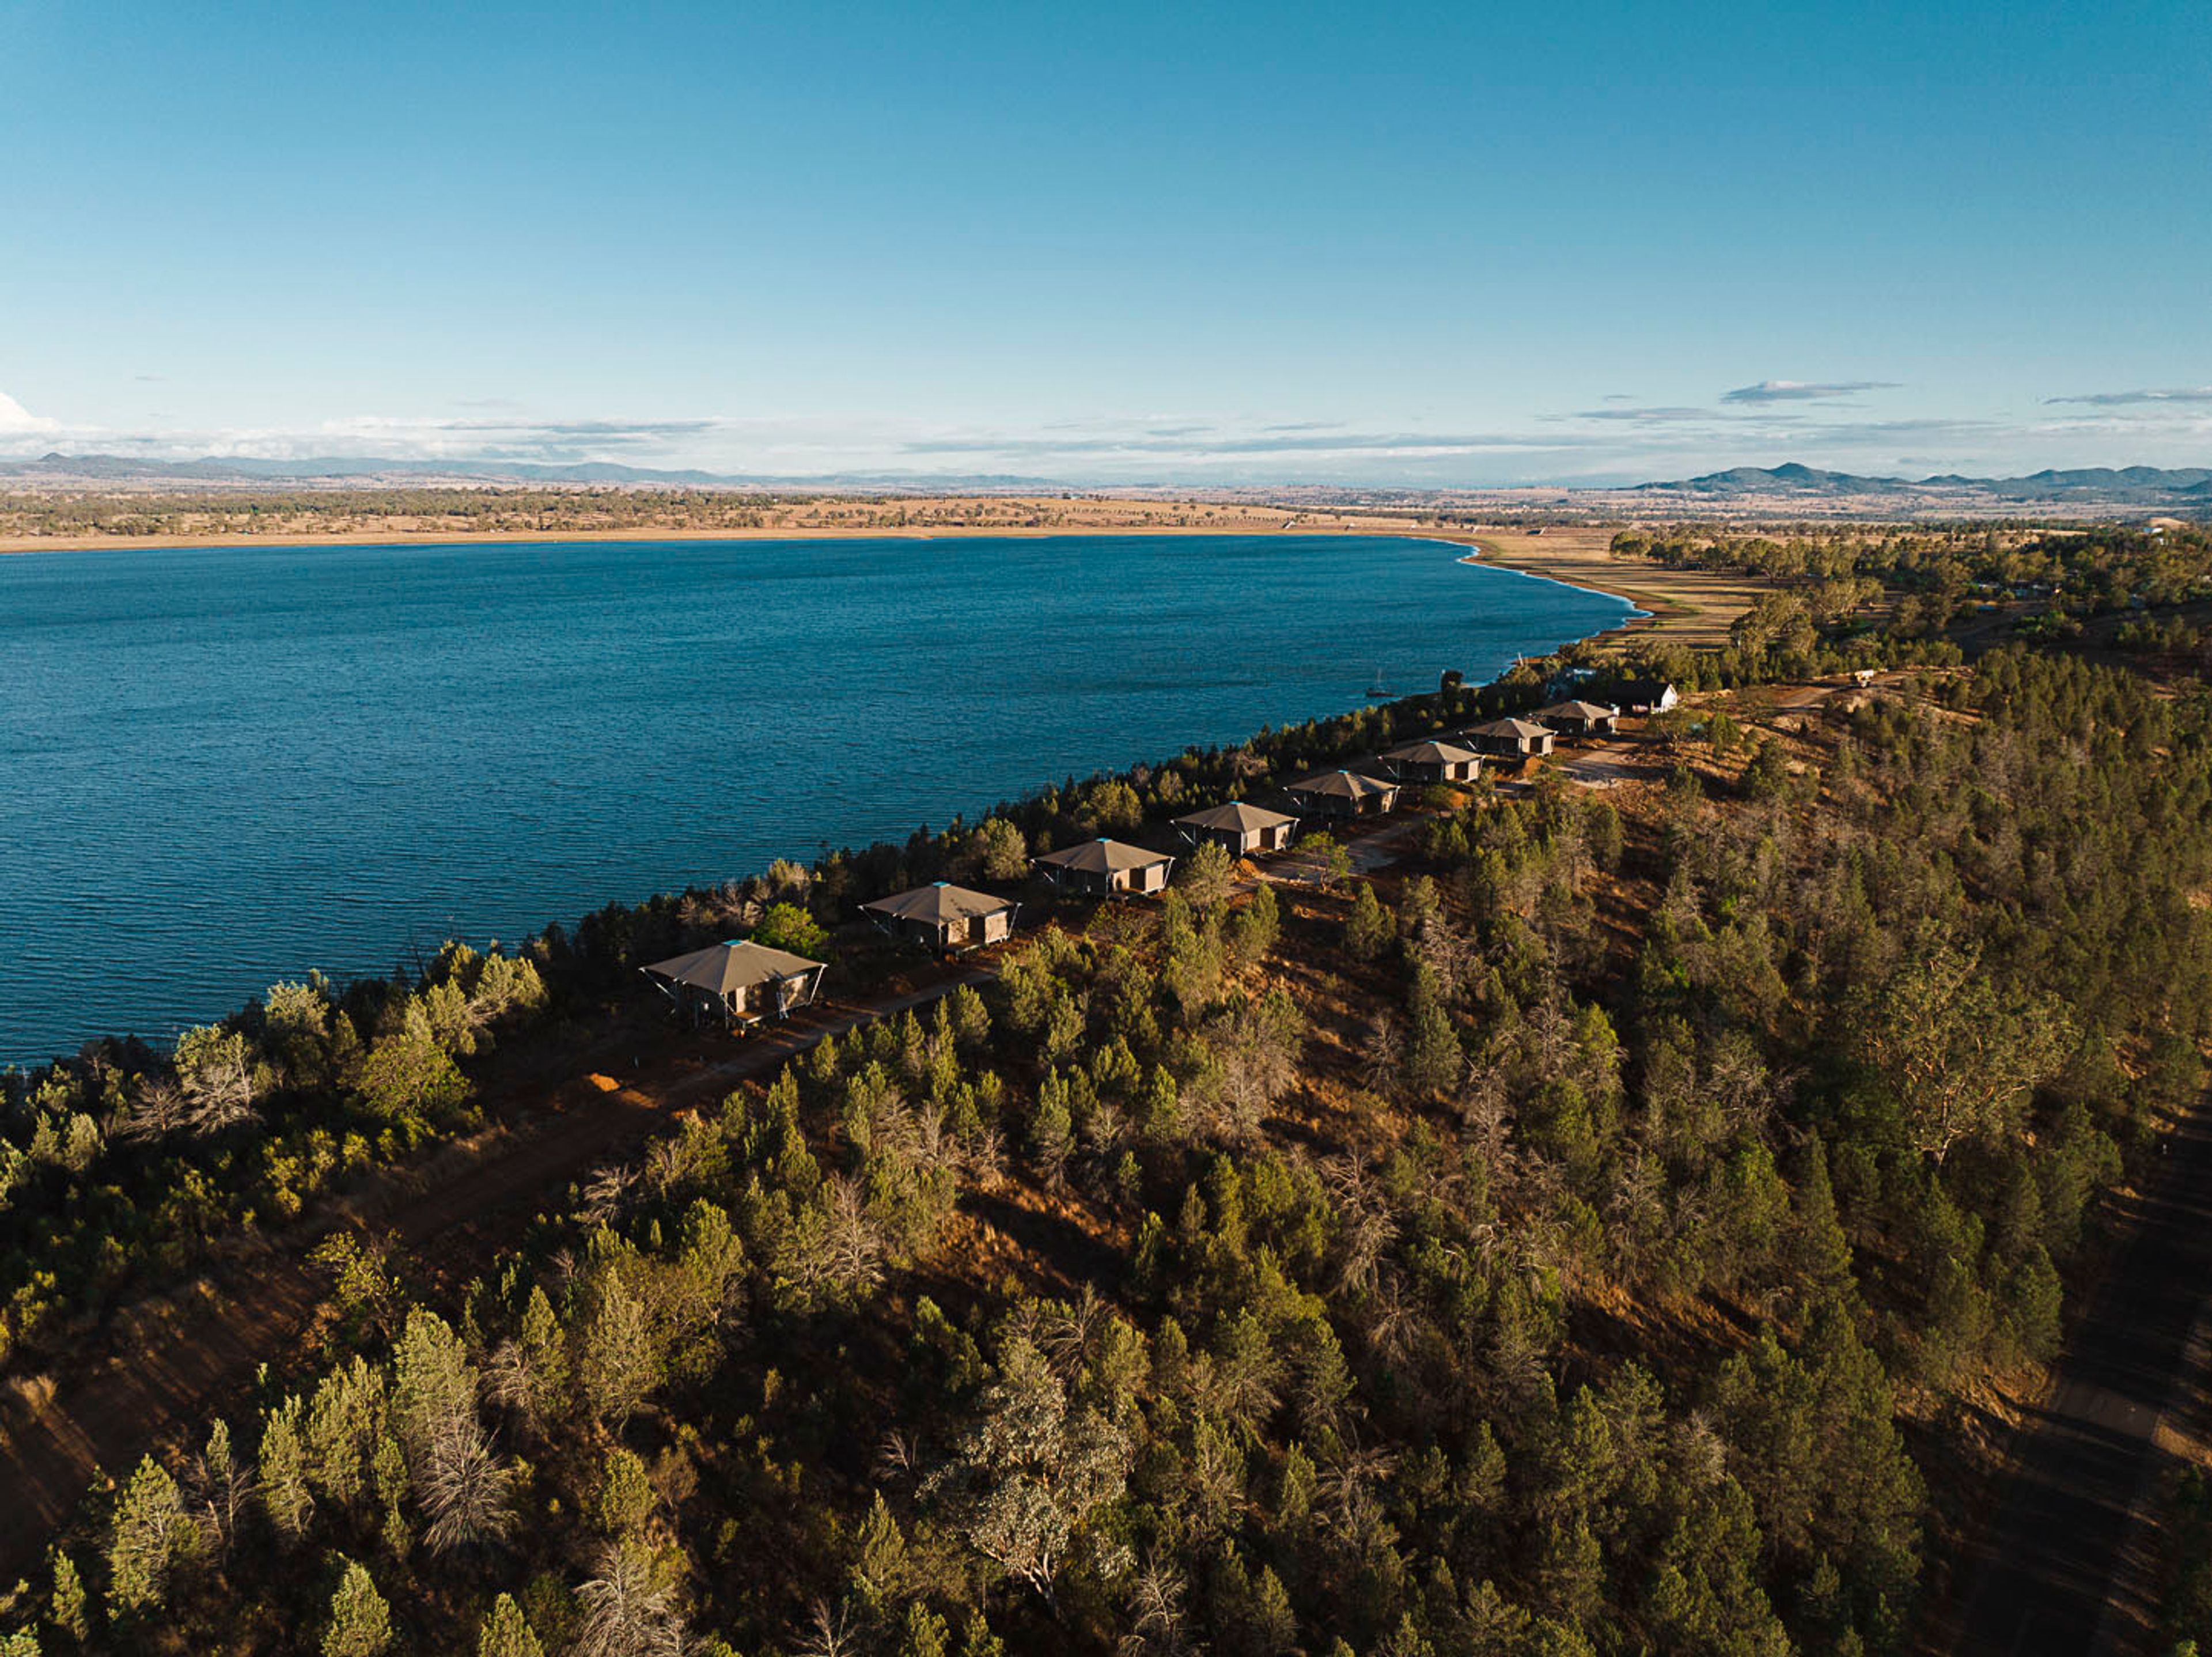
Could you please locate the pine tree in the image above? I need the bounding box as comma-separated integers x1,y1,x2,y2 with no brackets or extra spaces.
1343,882,1392,961
373,1433,412,1560
196,1418,252,1552
476,1593,545,1657
1784,1137,1857,1310
577,1268,662,1427
851,1490,907,1607
893,1602,950,1657
594,1446,654,1538
1176,840,1235,911
47,1551,89,1644
258,1395,315,1542
1225,881,1279,967
1403,972,1463,1098
320,1558,393,1657
105,1457,194,1616
305,1357,387,1510
957,1611,1005,1657
1027,1073,1074,1183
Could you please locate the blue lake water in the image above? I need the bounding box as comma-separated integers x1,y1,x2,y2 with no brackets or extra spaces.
0,534,1634,1064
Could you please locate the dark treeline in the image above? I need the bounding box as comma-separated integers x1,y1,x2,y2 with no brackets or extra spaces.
1612,521,2212,640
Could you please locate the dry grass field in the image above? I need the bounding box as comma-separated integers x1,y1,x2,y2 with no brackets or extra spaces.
0,491,1445,552
1438,525,1768,648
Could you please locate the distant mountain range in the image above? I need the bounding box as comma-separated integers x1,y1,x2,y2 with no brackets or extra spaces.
0,452,1058,490
1642,462,2212,505
2,451,2206,515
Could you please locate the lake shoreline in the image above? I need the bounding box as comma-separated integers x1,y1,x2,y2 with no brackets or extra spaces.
2,521,1414,555
1441,527,1766,648
0,520,1748,645
1446,547,1654,640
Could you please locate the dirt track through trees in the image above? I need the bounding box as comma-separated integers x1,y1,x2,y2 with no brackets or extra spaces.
0,967,991,1583
1948,1095,2212,1655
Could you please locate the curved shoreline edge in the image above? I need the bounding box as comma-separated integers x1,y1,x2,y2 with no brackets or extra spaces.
1,523,1470,555
1445,545,1651,634
2,520,1672,638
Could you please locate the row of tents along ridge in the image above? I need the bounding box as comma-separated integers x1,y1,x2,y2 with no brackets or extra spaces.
635,688,1664,1028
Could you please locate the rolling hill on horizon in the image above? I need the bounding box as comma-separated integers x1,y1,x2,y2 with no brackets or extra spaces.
1643,461,2212,503
2,451,2208,511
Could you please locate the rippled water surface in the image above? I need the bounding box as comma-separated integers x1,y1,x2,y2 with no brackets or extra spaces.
0,535,1632,1062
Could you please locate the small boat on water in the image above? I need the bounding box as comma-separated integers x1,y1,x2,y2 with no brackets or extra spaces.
1364,665,1394,700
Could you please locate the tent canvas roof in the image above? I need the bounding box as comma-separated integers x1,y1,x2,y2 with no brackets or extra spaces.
1036,838,1173,875
1174,800,1296,832
1467,717,1553,740
1286,770,1398,800
862,882,1016,924
642,940,825,996
1381,739,1480,764
1536,700,1619,720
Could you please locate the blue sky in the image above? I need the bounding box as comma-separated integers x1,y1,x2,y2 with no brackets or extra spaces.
2,0,2207,485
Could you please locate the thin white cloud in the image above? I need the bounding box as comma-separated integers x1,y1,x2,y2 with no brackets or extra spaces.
2044,387,2212,407
2,392,2206,489
1569,406,1715,423
1721,379,1901,404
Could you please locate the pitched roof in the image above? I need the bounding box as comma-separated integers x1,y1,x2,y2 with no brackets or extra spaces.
641,940,825,995
1173,800,1296,832
1535,700,1619,720
1465,717,1552,740
1285,769,1399,800
1381,739,1481,765
861,882,1016,924
1035,838,1174,875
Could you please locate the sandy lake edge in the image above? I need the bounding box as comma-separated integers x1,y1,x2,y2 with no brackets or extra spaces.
0,519,1748,645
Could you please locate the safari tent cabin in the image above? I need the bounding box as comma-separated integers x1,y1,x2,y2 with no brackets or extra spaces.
1173,800,1297,857
1034,837,1175,898
1534,700,1620,737
862,882,1018,952
1380,738,1482,784
1615,679,1680,714
641,940,827,1028
1283,770,1401,819
1464,717,1556,758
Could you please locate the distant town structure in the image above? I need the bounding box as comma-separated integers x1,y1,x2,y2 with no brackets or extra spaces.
640,940,827,1028
1172,800,1298,857
1283,770,1402,819
1463,717,1556,758
1033,837,1175,897
1534,699,1620,737
862,882,1018,952
1379,737,1483,784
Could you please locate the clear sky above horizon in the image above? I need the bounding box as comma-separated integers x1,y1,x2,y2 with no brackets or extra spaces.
3,0,2207,485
